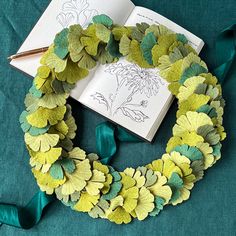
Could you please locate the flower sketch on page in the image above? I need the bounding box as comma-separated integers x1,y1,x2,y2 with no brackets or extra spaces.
57,0,99,28
90,63,165,123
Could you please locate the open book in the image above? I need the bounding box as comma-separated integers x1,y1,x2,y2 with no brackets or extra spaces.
10,0,204,142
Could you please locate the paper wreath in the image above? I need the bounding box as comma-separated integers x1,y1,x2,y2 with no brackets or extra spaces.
20,14,226,224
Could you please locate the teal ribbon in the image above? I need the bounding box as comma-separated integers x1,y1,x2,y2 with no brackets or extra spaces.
213,24,236,83
1,24,236,230
96,121,141,165
0,191,55,229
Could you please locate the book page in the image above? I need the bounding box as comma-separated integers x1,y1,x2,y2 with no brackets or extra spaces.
10,0,135,98
79,6,204,141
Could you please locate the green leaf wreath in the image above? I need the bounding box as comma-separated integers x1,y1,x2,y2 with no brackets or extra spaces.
20,14,226,224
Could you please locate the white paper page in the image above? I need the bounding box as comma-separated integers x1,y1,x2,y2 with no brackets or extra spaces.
10,0,135,98
79,6,204,141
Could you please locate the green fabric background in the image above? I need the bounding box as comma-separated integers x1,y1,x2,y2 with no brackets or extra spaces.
0,0,236,235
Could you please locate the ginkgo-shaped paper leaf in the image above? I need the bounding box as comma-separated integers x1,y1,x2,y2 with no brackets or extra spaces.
30,147,62,165
32,168,65,189
81,24,100,56
34,74,54,94
56,59,89,84
132,187,154,220
140,32,157,65
61,159,92,195
149,196,165,216
40,46,67,73
65,115,77,139
145,24,173,38
68,24,84,62
159,58,183,82
124,168,145,188
108,204,132,224
166,131,204,152
95,44,114,64
177,94,210,118
19,111,49,136
162,152,196,205
68,147,86,160
119,34,131,56
191,160,204,182
119,173,139,213
93,14,113,27
196,142,214,169
93,161,113,194
173,111,213,137
177,76,206,102
27,106,66,128
25,133,59,152
137,167,157,187
127,40,153,68
88,198,110,219
48,120,69,140
216,124,226,141
172,144,203,161
112,26,131,40
38,93,68,109
197,125,220,145
95,24,111,43
85,169,106,196
29,83,43,98
121,187,139,213
167,172,183,203
162,152,190,172
106,34,122,58
55,186,81,203
146,171,172,204
76,49,97,70
146,158,182,180
102,167,122,200
181,53,208,74
197,104,217,119
74,192,100,212
37,66,51,78
152,34,176,66
179,63,208,85
54,28,69,59
200,73,218,86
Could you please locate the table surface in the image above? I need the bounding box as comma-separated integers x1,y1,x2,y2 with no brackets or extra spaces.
0,0,236,235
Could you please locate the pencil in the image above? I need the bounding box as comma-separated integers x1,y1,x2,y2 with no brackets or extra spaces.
7,46,49,60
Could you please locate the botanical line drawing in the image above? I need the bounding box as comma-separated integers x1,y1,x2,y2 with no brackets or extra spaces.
90,63,165,123
57,0,99,28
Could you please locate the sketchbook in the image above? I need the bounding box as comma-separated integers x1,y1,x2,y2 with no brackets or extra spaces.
10,0,204,142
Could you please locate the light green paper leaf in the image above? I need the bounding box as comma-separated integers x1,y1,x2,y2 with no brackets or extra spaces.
20,111,49,136
119,34,131,56
68,24,84,62
38,93,68,109
56,59,89,84
76,50,97,70
96,24,111,43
